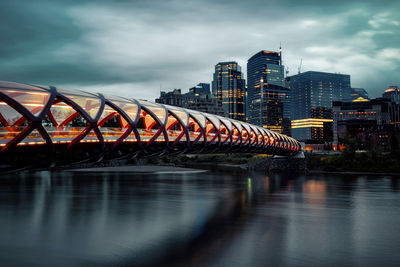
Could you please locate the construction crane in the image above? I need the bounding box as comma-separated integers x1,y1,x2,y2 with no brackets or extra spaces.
298,58,303,74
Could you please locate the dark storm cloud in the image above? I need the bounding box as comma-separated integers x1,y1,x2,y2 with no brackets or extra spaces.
0,61,155,85
0,0,399,99
0,0,81,59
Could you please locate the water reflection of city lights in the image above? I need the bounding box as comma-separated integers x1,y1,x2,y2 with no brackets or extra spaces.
303,180,327,205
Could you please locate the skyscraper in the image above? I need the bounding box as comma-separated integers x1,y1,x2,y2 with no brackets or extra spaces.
212,62,246,121
382,85,400,127
247,50,290,134
288,71,351,142
383,85,400,104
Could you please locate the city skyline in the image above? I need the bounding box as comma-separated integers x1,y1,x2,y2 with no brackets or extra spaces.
0,0,398,101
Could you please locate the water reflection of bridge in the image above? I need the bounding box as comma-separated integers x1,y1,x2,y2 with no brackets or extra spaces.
0,81,300,168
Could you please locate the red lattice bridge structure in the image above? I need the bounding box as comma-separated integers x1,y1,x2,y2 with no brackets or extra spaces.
0,81,300,170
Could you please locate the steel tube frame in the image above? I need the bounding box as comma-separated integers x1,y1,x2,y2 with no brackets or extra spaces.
0,81,301,161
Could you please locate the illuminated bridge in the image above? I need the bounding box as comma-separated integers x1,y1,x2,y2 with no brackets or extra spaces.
0,81,300,169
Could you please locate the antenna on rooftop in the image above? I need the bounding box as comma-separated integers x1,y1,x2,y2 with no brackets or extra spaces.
298,58,303,74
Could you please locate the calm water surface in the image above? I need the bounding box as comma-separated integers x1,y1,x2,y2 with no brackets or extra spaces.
0,170,400,266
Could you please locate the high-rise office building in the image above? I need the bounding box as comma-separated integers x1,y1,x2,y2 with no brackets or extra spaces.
156,89,183,107
247,50,290,134
156,85,226,117
383,85,400,104
212,62,246,121
289,71,351,120
291,107,333,143
333,99,392,150
288,71,351,143
382,85,400,128
189,83,211,96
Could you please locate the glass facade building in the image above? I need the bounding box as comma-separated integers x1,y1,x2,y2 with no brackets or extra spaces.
247,51,290,134
288,71,351,142
289,71,351,120
291,106,333,142
212,62,246,121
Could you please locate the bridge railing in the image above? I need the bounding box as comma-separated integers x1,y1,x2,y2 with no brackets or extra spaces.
0,81,301,165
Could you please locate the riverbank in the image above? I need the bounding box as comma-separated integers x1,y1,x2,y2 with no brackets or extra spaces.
5,152,400,176
35,154,271,174
306,152,400,174
308,169,400,176
67,165,207,174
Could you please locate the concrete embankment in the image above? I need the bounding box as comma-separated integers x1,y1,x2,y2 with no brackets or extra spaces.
248,155,307,173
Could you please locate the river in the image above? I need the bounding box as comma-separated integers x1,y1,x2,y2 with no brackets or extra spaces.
0,169,400,266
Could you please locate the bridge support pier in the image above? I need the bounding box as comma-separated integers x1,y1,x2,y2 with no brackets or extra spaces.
249,152,306,174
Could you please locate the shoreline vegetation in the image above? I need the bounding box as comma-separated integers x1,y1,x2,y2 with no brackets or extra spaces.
155,153,400,175
307,132,400,175
306,152,400,175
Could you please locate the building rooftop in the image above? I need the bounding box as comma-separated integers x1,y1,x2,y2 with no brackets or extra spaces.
248,50,281,62
352,97,369,102
384,86,399,93
289,70,350,78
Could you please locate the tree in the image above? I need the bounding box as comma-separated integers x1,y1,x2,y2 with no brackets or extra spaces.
390,134,400,156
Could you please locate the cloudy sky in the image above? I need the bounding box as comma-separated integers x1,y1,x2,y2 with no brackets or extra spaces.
0,0,399,100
